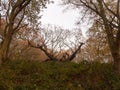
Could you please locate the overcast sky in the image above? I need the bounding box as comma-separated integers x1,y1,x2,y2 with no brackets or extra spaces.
41,0,79,29
41,0,91,37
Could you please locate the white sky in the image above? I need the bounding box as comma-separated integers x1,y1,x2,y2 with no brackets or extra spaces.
41,0,91,37
41,0,79,29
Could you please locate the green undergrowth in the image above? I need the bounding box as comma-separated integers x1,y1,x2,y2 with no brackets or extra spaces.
0,60,120,90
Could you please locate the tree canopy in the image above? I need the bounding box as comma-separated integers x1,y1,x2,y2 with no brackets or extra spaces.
62,0,120,73
0,0,50,63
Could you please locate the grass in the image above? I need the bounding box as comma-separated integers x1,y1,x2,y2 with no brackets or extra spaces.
0,60,120,90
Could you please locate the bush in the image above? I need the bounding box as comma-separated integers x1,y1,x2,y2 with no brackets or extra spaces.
0,60,120,90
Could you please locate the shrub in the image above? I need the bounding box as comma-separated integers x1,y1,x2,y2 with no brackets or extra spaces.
0,60,120,90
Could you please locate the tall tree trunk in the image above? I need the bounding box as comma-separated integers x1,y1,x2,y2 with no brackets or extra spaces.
0,35,12,63
113,52,120,74
112,39,120,74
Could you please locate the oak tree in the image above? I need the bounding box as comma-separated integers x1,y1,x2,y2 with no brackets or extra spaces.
0,0,49,63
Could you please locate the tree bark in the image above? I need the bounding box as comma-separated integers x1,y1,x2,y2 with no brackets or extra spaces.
0,31,12,63
0,19,13,63
113,52,120,74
